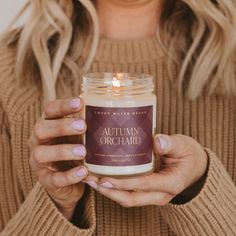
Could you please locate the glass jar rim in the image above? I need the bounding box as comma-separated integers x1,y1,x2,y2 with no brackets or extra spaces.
82,72,154,95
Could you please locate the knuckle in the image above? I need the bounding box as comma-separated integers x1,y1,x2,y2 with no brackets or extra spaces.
67,171,79,183
56,145,66,159
44,101,55,117
58,119,68,134
63,171,79,186
64,172,73,183
51,174,60,188
59,100,66,112
33,147,43,163
34,120,45,140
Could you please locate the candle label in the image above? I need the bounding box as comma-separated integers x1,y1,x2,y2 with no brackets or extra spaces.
85,105,153,166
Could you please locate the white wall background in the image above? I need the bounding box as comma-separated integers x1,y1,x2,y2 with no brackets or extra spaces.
0,0,27,33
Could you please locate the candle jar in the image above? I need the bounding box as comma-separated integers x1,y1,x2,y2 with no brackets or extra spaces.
81,73,156,177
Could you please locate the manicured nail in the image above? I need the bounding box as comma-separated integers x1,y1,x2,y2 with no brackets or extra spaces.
86,181,97,190
69,98,81,109
158,136,168,150
72,120,85,131
76,168,87,177
73,146,86,157
100,182,114,189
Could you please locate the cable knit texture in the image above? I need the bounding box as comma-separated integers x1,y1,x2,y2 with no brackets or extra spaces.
0,37,236,236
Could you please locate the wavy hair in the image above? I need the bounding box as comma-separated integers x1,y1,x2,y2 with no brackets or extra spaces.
1,0,236,105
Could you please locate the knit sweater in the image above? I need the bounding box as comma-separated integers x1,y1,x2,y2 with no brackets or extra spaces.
0,36,236,236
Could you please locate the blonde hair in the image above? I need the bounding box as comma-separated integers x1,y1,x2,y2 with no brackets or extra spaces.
160,0,236,99
1,0,236,105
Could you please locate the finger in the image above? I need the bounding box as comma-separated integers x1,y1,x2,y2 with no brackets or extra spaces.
83,175,100,190
98,187,173,207
153,134,189,157
32,144,86,164
28,118,44,148
38,166,88,190
44,97,84,119
29,154,44,171
98,173,182,195
29,155,59,172
32,118,86,143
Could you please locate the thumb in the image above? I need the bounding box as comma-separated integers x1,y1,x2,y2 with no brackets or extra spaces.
153,134,184,157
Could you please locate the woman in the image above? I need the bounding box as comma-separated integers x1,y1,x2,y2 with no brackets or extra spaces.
0,0,236,235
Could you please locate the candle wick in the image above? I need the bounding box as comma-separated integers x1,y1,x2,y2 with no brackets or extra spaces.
112,77,121,88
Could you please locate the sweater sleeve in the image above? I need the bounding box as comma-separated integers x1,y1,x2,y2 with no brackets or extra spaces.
0,102,96,235
160,148,236,236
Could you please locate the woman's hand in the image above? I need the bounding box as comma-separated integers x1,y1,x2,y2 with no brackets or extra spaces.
93,134,208,207
28,97,88,220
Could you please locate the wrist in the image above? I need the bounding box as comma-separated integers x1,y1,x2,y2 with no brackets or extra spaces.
49,195,78,221
172,151,209,204
172,170,208,204
56,203,77,221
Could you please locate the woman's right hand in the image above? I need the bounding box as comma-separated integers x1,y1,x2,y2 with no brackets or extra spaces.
28,97,88,221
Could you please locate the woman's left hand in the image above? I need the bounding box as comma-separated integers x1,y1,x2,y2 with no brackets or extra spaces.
91,134,208,207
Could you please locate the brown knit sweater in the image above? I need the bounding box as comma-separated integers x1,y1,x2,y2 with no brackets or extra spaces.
0,36,236,236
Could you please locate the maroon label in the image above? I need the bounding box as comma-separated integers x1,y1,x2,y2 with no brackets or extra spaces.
85,106,153,166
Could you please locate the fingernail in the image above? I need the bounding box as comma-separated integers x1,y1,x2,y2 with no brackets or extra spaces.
86,181,97,190
72,120,85,131
158,136,168,150
100,182,114,189
76,168,87,177
69,98,81,109
73,146,86,157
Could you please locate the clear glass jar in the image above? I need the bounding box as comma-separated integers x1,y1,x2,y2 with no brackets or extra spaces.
80,73,156,177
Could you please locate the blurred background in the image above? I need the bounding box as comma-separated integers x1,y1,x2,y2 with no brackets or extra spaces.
0,0,27,33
